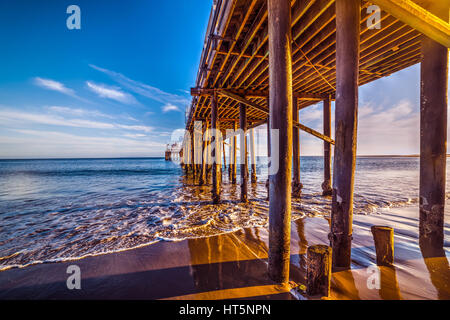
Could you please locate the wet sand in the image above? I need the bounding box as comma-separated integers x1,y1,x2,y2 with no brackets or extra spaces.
0,203,448,300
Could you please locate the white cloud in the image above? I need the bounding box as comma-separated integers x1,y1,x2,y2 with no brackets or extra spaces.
89,64,190,109
34,77,75,96
0,109,153,133
0,129,165,158
86,81,139,105
47,106,113,119
162,104,180,113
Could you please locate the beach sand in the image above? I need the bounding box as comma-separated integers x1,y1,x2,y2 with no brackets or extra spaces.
0,203,448,300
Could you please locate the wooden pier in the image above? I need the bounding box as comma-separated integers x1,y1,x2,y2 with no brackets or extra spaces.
181,0,449,282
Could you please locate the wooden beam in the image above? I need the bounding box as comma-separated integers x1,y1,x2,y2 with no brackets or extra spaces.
294,122,335,145
218,89,269,114
191,87,334,100
370,0,450,48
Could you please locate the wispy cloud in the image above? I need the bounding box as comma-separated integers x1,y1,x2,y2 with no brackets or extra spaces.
0,129,165,158
86,81,139,105
162,104,180,113
47,106,114,119
89,64,190,109
33,77,91,104
0,108,153,133
34,77,75,96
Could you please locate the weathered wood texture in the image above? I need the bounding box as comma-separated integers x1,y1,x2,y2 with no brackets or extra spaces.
322,96,333,196
419,3,449,257
239,103,248,203
185,0,429,131
268,0,293,284
371,226,394,266
211,93,221,204
232,121,237,184
330,0,360,270
292,97,302,197
306,245,332,297
250,128,257,183
266,109,271,201
370,0,450,48
199,121,207,185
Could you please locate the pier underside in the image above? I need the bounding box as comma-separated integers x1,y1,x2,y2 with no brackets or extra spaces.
182,0,449,286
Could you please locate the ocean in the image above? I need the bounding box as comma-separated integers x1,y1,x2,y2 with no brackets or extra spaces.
0,156,449,271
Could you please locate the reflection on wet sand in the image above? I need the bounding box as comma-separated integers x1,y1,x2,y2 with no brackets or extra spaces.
331,269,361,300
182,230,295,300
378,266,402,300
420,245,450,300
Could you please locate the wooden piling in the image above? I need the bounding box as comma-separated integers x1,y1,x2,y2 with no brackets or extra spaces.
371,226,394,267
211,93,220,204
222,140,227,178
330,0,360,270
306,245,332,297
250,128,257,183
419,3,448,256
190,129,195,178
228,136,232,181
231,121,237,184
240,103,248,203
322,96,332,196
292,97,302,197
266,111,270,201
268,0,293,284
199,121,207,186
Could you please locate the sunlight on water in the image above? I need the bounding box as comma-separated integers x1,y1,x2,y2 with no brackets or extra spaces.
0,157,449,271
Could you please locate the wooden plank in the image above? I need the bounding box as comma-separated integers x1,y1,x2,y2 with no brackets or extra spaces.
370,0,450,47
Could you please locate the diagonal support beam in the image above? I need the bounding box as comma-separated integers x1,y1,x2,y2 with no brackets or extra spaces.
370,0,450,48
218,89,269,113
219,89,335,144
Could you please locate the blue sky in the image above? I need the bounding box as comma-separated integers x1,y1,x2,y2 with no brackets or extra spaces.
0,0,209,158
0,1,447,158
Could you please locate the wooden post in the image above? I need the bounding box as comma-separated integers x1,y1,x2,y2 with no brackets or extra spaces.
232,121,237,184
266,111,270,201
268,0,293,284
322,96,332,196
228,136,232,181
292,97,302,197
330,0,360,270
199,121,207,185
419,3,448,257
371,226,394,266
190,128,195,178
222,140,227,177
211,93,220,204
250,128,257,183
240,103,248,203
306,245,332,297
